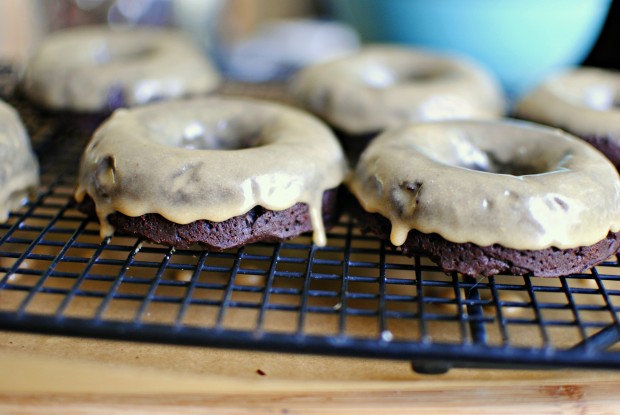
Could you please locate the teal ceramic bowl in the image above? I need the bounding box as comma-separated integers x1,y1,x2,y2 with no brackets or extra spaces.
329,0,611,96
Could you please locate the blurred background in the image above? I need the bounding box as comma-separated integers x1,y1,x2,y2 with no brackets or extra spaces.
1,0,619,96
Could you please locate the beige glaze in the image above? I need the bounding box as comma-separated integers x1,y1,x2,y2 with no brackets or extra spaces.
347,120,620,250
75,97,348,246
515,67,620,139
0,100,39,222
290,45,505,135
21,25,220,112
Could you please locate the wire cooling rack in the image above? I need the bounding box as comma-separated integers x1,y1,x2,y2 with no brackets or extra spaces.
2,70,620,373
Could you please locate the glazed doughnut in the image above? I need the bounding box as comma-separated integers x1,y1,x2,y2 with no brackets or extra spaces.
515,67,620,169
21,25,220,112
0,99,39,222
347,120,620,277
290,45,505,152
74,97,348,249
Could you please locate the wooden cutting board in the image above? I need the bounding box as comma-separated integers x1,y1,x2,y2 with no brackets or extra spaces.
1,331,620,414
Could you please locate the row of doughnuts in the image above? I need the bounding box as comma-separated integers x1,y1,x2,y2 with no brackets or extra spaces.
290,45,620,277
6,25,620,278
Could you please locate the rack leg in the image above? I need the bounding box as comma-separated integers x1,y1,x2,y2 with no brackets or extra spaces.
411,360,452,375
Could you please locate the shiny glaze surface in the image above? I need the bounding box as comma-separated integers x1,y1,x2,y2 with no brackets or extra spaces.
348,120,620,249
75,97,348,246
291,45,505,135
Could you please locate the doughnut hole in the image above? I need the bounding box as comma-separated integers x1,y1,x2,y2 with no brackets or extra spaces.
362,62,444,89
453,147,551,176
91,42,157,65
415,125,570,177
178,120,263,150
138,109,265,151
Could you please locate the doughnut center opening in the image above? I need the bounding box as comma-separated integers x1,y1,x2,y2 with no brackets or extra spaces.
363,65,439,89
178,120,263,150
401,70,442,83
458,154,548,176
438,137,552,176
92,43,157,65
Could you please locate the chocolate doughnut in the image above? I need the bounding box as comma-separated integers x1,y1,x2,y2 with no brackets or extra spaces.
0,99,39,222
75,97,348,249
21,25,220,113
515,67,620,169
347,120,620,277
290,45,505,155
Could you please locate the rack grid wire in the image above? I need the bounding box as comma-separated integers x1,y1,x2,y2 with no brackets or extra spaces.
2,67,620,373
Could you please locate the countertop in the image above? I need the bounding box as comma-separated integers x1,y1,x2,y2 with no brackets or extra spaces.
1,331,620,414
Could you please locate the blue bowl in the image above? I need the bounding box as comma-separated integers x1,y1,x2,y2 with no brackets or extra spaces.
329,0,611,96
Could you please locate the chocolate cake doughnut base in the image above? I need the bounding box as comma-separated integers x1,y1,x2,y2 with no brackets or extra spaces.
79,189,341,251
332,127,380,162
582,135,620,171
348,196,620,277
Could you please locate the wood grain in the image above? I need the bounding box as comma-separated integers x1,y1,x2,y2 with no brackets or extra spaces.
1,384,619,415
2,332,620,414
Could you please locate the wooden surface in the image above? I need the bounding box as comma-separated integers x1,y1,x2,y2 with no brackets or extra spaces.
1,331,620,414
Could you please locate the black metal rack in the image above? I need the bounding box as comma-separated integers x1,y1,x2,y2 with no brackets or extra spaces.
2,70,620,374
